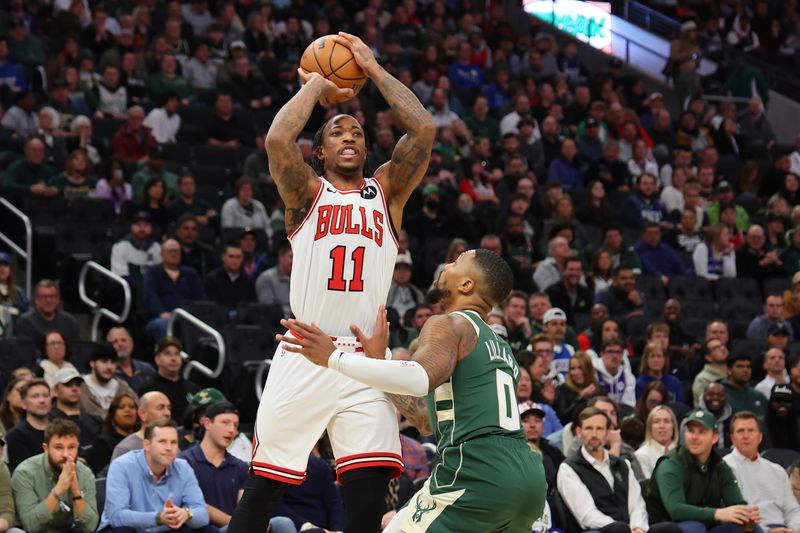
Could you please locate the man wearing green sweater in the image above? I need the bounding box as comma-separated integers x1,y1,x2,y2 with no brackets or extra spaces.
2,137,57,199
646,409,762,533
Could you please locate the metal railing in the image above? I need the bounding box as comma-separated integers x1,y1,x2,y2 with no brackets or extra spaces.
255,359,272,399
617,0,800,100
617,0,679,39
78,261,132,341
0,197,32,299
167,308,226,380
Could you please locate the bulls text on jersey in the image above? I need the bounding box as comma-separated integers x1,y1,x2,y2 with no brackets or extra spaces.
314,204,385,246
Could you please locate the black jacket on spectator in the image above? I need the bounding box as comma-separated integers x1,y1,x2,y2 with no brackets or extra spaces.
5,419,44,471
736,244,785,280
49,406,103,449
180,242,219,280
204,267,256,310
596,286,647,319
138,374,200,422
562,449,631,529
86,430,127,475
546,281,593,325
16,309,81,347
539,439,566,497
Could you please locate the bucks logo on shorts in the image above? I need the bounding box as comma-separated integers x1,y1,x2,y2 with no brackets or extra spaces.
412,493,437,523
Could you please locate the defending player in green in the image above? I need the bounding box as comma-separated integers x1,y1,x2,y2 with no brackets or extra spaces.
278,249,546,532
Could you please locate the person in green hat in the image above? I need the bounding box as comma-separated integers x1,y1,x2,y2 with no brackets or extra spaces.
646,409,762,533
179,388,252,463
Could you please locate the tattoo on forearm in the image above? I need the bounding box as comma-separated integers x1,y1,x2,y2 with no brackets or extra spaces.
372,70,431,134
387,393,432,435
266,80,324,233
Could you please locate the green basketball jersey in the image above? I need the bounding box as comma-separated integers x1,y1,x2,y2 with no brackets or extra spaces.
427,310,526,450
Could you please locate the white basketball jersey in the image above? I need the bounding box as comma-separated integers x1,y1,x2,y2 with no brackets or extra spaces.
288,176,398,336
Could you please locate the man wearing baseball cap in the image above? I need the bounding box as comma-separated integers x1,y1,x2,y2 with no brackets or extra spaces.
138,337,199,421
110,211,161,288
49,367,103,448
646,409,760,532
520,401,564,496
542,307,575,377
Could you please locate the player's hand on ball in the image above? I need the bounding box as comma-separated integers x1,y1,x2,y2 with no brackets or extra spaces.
276,318,337,367
350,304,390,360
333,32,378,76
297,68,354,106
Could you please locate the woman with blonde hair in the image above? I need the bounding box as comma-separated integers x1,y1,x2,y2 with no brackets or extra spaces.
693,222,736,280
634,405,679,478
553,351,600,424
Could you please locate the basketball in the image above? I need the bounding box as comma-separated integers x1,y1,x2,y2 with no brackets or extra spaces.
300,35,367,104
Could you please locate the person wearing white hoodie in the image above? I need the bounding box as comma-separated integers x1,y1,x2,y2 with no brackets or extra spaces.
593,337,636,408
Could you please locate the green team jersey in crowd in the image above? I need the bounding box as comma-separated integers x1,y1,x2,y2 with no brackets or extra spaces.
427,309,528,449
398,310,545,532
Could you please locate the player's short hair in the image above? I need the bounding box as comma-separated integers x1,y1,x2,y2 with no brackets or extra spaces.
44,418,81,444
471,249,513,306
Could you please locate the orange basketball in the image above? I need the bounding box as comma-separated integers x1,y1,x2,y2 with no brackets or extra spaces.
300,35,366,104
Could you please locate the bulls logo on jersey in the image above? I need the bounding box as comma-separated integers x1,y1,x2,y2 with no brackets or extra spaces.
361,185,378,200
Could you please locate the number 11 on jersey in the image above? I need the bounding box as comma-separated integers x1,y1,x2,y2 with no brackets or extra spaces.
328,245,365,292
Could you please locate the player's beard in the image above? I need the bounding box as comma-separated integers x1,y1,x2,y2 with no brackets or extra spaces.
426,287,449,304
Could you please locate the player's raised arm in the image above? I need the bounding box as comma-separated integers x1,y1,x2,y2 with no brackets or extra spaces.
334,33,436,218
264,70,353,234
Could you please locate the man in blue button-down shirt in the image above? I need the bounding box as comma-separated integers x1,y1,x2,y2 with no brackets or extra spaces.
98,419,215,533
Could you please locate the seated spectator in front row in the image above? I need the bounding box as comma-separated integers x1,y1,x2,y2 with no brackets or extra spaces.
107,326,156,393
724,411,800,532
6,378,51,471
79,341,138,420
178,401,248,531
11,419,99,533
520,401,565,498
557,406,682,533
111,391,171,461
0,459,19,533
138,337,199,422
49,368,103,449
99,419,213,533
646,409,761,533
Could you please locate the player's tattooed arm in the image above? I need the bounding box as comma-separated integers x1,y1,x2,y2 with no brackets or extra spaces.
371,66,436,205
412,314,478,390
334,32,434,218
386,393,432,435
386,315,477,435
265,72,332,234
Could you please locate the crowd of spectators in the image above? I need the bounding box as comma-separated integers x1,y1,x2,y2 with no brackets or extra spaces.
0,0,798,532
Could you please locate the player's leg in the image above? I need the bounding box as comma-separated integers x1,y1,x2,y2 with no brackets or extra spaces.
328,393,403,533
340,466,394,533
229,343,334,532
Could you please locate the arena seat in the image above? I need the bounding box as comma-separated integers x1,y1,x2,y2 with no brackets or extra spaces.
224,324,274,363
763,277,791,297
716,277,760,302
669,276,713,301
237,302,285,339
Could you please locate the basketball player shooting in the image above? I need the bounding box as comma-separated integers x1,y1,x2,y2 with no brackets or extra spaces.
228,32,436,533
